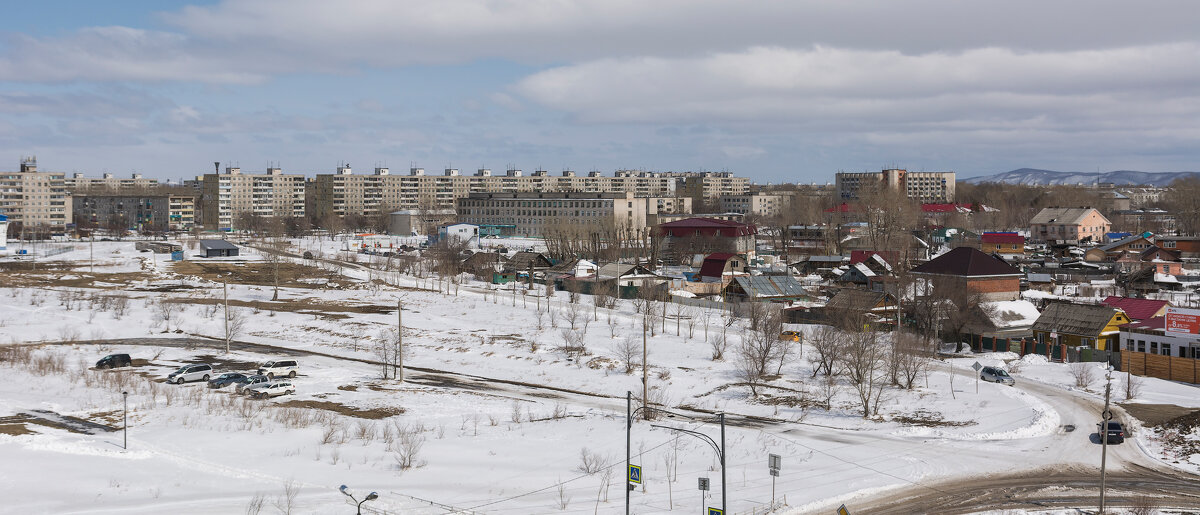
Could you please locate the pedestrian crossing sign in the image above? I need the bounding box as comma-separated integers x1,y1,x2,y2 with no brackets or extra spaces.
709,508,723,515
628,464,642,484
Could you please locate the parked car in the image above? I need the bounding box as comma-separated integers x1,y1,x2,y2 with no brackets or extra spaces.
236,374,270,394
779,331,801,342
980,366,1015,386
247,381,296,399
95,353,132,369
167,364,213,384
257,359,299,379
1098,421,1126,444
208,372,251,389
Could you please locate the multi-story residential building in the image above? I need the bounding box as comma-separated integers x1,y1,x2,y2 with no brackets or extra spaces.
309,167,726,219
200,167,305,230
679,172,751,206
65,172,158,193
717,193,788,218
73,193,196,232
836,168,955,202
0,157,71,232
455,191,647,238
1029,207,1111,244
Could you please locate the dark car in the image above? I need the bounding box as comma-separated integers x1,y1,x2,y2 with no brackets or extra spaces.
1098,421,1126,444
96,353,132,369
208,372,251,389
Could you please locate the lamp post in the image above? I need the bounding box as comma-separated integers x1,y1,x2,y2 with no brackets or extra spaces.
339,485,378,515
626,391,726,515
122,391,128,450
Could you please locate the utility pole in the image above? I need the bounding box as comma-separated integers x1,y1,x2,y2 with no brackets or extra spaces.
625,391,631,515
122,391,128,450
403,296,408,381
223,278,230,354
720,413,726,515
642,313,649,421
90,233,94,275
1100,369,1113,513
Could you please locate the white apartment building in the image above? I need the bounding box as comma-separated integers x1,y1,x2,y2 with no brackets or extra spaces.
0,157,72,232
718,193,788,218
200,167,305,230
65,172,158,193
836,168,956,202
456,191,648,238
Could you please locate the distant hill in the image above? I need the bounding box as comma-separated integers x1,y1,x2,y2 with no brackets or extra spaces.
963,168,1199,187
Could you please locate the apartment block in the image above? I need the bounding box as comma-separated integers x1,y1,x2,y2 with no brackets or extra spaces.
73,193,197,231
679,172,751,205
0,157,72,231
455,191,647,238
717,193,788,218
836,168,955,202
309,167,729,220
65,172,158,193
200,167,305,230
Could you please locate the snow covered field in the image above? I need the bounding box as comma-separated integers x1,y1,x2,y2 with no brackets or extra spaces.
1,239,1199,513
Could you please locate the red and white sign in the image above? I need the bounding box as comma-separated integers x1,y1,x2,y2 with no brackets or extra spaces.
1165,307,1200,336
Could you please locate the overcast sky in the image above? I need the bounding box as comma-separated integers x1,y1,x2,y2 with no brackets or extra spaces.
1,1,1198,183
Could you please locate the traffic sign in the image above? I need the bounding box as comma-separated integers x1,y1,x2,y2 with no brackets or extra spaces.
769,453,781,476
1050,331,1058,340
698,477,709,491
628,464,642,484
1102,409,1114,421
837,504,852,515
709,509,724,515
972,361,983,372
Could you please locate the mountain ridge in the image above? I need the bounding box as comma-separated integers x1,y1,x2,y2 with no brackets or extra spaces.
963,168,1198,186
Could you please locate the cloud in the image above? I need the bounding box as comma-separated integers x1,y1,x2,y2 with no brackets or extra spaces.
514,44,1200,131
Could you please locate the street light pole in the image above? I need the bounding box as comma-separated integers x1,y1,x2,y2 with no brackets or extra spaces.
720,413,726,515
1100,369,1113,513
626,391,631,515
339,485,378,515
122,391,128,450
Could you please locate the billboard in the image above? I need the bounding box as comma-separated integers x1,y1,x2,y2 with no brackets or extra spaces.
1165,307,1200,336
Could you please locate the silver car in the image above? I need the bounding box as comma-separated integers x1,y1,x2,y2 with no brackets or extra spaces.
167,364,213,384
980,366,1015,386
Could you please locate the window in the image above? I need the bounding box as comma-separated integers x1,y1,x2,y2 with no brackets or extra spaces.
1151,342,1158,354
1138,340,1145,352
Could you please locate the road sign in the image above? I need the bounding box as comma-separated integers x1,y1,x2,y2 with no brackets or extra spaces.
709,509,724,515
1050,331,1058,340
1102,409,1114,421
769,453,781,476
628,464,642,484
698,477,709,491
837,504,852,515
971,361,983,372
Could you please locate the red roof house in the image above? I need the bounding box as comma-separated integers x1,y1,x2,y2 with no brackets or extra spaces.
1101,296,1169,321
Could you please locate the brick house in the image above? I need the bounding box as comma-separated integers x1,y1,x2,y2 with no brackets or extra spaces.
1029,207,1111,244
910,247,1023,301
1114,246,1182,275
980,232,1025,255
1085,234,1154,262
1155,235,1200,259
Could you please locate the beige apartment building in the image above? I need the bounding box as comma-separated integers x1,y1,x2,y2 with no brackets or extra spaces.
456,191,649,238
1029,207,1111,244
65,172,158,193
0,157,72,231
309,167,725,220
73,193,196,231
200,167,305,230
679,172,751,205
836,168,955,202
718,193,788,218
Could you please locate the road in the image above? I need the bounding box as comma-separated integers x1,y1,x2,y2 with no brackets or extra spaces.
823,372,1200,514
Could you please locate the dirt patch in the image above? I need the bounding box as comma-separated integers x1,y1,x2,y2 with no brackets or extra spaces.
0,423,37,436
170,261,346,289
0,265,154,289
275,400,404,419
166,296,394,319
337,385,359,392
1121,403,1198,426
891,409,975,428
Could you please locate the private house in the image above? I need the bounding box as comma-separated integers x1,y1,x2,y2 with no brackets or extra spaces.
697,253,747,284
793,255,848,275
785,225,831,255
462,251,508,282
910,247,1023,301
980,232,1025,255
1114,246,1182,275
1101,296,1169,322
1154,235,1200,259
837,253,893,291
824,288,898,322
545,258,598,279
199,239,239,258
963,300,1041,353
1031,302,1131,351
504,252,553,276
597,263,661,287
1026,273,1056,292
659,217,757,261
1029,207,1111,244
725,275,808,303
1085,234,1154,262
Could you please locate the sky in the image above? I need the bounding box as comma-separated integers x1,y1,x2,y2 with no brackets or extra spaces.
1,1,1198,184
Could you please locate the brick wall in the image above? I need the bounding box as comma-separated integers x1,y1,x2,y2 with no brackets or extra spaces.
965,276,1020,301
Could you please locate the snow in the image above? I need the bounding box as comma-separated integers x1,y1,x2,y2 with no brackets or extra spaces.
2,238,1199,513
986,300,1041,328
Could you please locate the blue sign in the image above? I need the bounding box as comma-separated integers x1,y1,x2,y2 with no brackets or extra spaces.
709,509,723,515
628,464,642,484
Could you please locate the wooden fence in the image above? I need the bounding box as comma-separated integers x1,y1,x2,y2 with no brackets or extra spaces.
1123,350,1200,384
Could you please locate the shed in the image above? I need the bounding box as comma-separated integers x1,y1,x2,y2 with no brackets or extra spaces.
199,239,239,258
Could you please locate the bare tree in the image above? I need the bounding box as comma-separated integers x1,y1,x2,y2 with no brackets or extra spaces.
376,328,407,380
612,335,640,374
155,299,181,333
809,325,844,377
891,330,929,389
839,330,887,418
1070,363,1096,388
224,306,247,349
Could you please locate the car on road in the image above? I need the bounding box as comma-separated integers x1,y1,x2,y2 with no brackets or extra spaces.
207,372,251,389
167,364,213,384
247,381,295,399
1098,421,1126,444
95,353,132,369
236,374,270,394
980,366,1015,386
257,359,299,379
